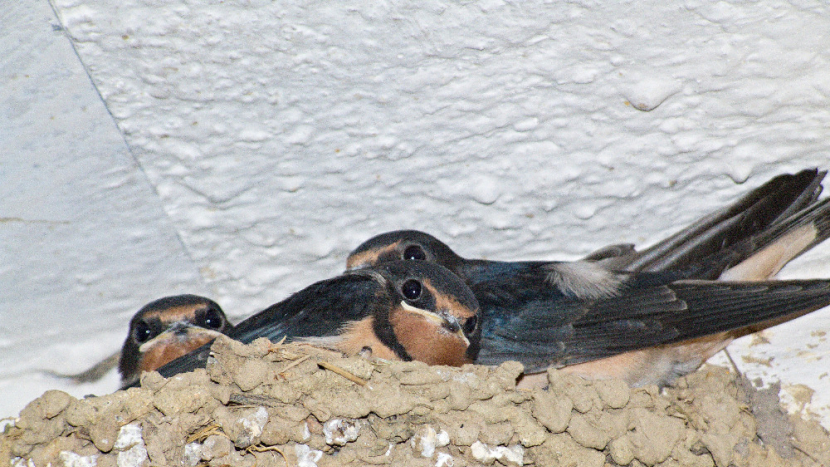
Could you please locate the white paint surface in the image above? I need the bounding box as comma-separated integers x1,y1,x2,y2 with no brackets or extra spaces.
3,0,830,425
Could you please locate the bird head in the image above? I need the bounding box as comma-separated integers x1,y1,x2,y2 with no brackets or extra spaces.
118,295,230,384
346,230,466,275
367,260,481,366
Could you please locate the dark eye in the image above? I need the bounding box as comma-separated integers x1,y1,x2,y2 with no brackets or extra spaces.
199,307,224,330
134,320,153,343
403,245,426,261
462,316,478,335
401,279,422,300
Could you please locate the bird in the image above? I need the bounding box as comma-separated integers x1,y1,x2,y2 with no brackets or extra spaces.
119,294,233,387
345,169,830,387
130,260,481,387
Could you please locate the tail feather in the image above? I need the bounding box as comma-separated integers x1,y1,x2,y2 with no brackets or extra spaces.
667,279,830,341
623,169,826,274
708,198,830,280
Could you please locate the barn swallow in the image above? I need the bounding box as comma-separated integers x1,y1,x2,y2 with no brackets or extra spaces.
346,169,830,387
119,294,233,387
129,261,481,387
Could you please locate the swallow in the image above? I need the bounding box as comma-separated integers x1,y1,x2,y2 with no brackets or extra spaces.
119,294,233,387
130,260,481,387
346,169,830,387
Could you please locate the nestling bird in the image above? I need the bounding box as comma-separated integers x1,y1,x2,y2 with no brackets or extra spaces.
119,294,233,387
132,260,481,386
346,169,830,387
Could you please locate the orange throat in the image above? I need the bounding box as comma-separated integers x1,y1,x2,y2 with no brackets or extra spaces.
138,334,217,373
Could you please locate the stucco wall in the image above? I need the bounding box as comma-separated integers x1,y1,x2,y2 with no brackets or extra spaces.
3,0,830,423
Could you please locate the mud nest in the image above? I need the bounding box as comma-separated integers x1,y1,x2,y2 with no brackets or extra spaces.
3,336,830,467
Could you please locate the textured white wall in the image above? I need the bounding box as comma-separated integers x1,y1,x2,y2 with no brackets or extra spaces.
3,0,830,422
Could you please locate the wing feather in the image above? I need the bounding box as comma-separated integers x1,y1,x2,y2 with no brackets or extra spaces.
133,274,381,385
476,270,830,372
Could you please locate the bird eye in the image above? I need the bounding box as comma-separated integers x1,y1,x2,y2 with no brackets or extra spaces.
199,307,224,330
462,316,478,335
401,279,422,300
403,245,426,261
133,320,154,343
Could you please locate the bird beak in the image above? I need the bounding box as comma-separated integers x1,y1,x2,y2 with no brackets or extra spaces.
137,323,224,353
400,301,470,347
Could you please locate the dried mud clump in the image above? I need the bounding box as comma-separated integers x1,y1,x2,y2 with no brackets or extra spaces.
3,337,830,467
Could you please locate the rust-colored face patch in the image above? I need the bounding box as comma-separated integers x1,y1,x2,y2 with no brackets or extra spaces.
390,306,471,366
137,329,218,373
141,304,208,326
331,317,401,361
422,278,477,321
346,241,402,270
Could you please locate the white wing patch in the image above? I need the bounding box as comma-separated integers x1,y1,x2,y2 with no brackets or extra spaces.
545,261,625,300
